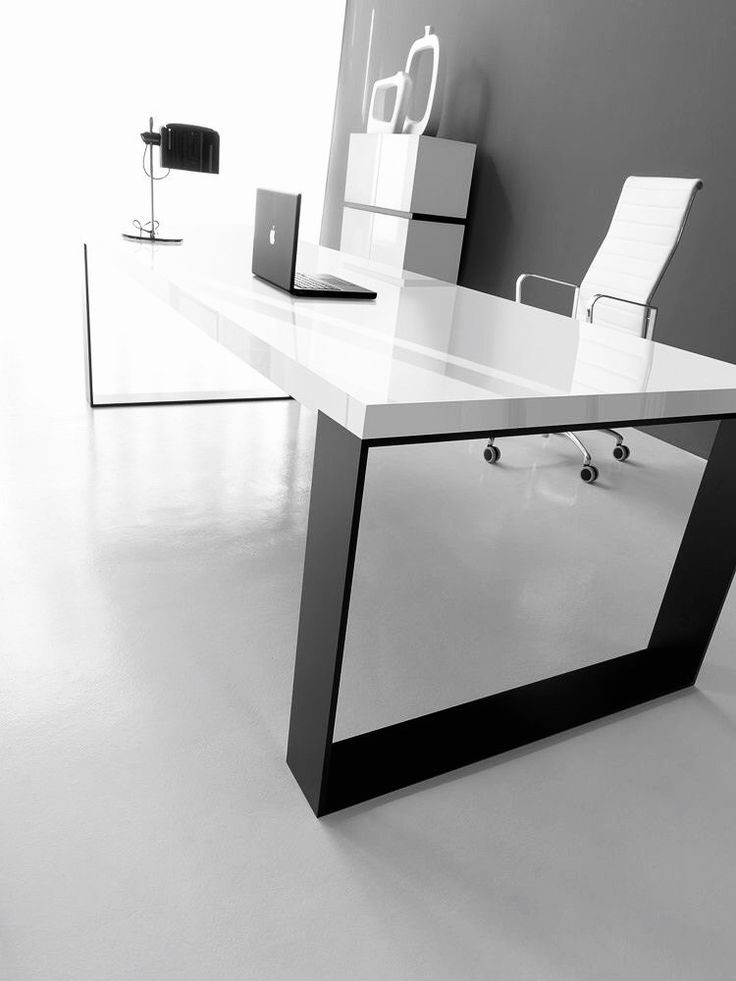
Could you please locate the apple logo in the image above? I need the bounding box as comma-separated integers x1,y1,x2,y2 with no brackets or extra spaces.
269,224,276,246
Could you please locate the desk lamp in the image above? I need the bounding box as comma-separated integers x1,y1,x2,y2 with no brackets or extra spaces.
122,116,220,245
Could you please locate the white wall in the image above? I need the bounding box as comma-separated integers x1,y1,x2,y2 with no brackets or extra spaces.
1,0,345,244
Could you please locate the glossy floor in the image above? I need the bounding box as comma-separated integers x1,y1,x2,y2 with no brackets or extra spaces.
2,260,736,980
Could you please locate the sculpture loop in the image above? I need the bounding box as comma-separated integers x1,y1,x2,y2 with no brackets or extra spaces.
367,71,413,134
402,26,440,137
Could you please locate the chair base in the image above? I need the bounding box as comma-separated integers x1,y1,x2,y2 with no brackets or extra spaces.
483,429,631,482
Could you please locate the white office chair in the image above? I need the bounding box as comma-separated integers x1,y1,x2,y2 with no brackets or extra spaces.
484,175,703,481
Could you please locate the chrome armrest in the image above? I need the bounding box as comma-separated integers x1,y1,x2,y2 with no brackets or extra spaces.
515,273,580,316
587,293,658,339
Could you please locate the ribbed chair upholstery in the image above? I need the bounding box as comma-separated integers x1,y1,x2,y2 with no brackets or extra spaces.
484,176,702,482
577,176,702,336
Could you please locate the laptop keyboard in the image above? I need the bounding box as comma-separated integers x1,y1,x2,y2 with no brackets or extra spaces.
294,273,356,292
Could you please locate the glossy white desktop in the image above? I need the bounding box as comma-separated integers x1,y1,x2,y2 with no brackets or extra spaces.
84,226,736,816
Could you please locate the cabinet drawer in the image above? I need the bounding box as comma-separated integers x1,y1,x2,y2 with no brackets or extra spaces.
340,206,465,282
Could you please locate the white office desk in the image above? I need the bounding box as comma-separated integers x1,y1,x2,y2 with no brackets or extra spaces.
84,226,736,815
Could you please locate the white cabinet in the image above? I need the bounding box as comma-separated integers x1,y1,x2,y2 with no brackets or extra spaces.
340,133,476,283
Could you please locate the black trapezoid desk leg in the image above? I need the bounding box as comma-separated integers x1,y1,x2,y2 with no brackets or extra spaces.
82,244,291,409
287,415,736,817
83,244,95,408
647,416,736,677
286,412,369,816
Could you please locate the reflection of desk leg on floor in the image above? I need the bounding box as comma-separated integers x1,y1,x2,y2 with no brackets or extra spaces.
287,412,736,816
83,245,291,408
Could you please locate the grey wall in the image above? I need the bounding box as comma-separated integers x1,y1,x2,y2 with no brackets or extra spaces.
322,0,736,457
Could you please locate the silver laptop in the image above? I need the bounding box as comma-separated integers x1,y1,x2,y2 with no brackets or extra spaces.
252,189,377,299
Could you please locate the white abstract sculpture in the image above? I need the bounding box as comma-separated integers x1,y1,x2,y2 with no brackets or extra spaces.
365,26,441,136
402,26,440,136
366,71,413,134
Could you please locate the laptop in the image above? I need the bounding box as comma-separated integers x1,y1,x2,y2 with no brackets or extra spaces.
252,189,377,299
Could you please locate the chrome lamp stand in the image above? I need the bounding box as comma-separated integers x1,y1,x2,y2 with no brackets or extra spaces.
122,116,182,245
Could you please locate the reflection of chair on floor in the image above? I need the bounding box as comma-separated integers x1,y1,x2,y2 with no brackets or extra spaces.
484,176,702,482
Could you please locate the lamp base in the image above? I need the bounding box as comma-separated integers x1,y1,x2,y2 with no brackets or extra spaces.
122,232,183,245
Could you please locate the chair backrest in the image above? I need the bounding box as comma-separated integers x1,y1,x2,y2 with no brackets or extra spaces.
576,176,702,336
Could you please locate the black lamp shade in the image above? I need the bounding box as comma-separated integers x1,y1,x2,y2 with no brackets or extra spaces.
160,124,220,174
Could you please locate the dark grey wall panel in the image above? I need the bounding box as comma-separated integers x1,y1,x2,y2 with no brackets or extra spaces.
322,0,736,457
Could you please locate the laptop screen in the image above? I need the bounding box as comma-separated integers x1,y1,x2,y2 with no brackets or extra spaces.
252,189,302,290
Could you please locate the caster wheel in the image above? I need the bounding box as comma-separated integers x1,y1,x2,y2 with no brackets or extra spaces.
580,464,599,483
613,444,630,461
483,444,501,464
